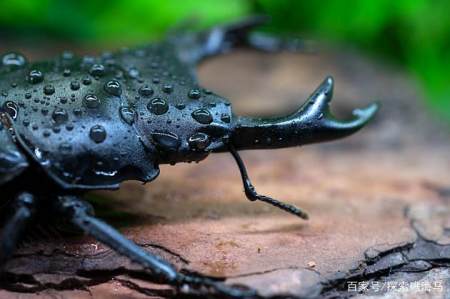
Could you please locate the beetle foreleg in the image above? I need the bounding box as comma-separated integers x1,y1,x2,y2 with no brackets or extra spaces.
0,192,37,266
229,144,309,219
185,16,309,64
55,195,255,298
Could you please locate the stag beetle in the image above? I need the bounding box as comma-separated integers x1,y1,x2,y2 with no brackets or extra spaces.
0,17,378,297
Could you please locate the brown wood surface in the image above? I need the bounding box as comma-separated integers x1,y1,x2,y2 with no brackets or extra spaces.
0,47,449,298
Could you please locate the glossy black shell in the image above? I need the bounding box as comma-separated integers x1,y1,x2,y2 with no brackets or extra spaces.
0,39,233,190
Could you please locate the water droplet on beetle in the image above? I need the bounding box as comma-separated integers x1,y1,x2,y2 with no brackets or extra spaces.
73,108,82,116
192,108,213,124
119,106,135,125
61,51,74,60
43,85,55,95
188,132,210,150
89,64,105,77
81,55,95,66
188,89,201,99
70,81,80,90
162,84,173,94
104,80,121,96
52,107,68,124
84,94,100,108
63,69,71,77
89,125,107,143
2,52,27,68
3,101,18,119
27,70,44,84
42,130,51,137
82,76,91,85
127,67,140,78
175,103,185,110
147,98,168,115
138,85,153,97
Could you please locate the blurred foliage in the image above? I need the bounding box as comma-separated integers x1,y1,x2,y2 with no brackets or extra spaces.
255,0,450,122
0,0,449,121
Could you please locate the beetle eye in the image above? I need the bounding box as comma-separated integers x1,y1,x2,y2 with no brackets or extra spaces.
188,132,210,151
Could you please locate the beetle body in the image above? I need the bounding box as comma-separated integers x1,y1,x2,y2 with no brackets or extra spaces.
0,17,378,297
0,40,235,191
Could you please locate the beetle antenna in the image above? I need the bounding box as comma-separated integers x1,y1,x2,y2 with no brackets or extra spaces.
228,144,309,219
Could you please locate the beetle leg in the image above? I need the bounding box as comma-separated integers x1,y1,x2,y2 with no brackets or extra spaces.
192,16,308,61
55,195,255,298
229,144,309,219
0,192,37,266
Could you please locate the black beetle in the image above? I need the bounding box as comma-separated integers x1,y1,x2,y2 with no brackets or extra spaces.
0,17,378,296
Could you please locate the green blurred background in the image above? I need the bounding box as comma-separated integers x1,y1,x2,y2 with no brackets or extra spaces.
0,0,449,122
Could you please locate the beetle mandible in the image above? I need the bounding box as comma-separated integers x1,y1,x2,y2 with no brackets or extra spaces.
0,17,378,296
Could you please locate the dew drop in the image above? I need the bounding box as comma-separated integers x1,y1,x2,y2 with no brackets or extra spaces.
84,94,100,108
61,51,74,60
89,125,107,143
27,70,44,84
138,85,153,97
3,101,18,120
52,107,68,125
127,67,140,78
81,56,95,66
82,76,92,85
43,85,55,95
2,52,27,68
192,109,212,124
162,84,173,94
70,81,80,90
73,108,82,116
63,69,71,77
188,132,210,150
175,103,186,110
90,64,105,77
188,89,201,99
147,98,168,115
104,80,122,96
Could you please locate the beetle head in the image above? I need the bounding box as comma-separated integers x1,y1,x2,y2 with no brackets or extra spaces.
135,91,233,165
136,76,377,165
